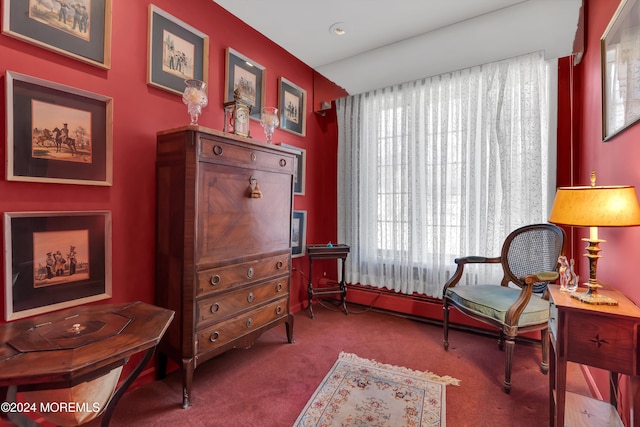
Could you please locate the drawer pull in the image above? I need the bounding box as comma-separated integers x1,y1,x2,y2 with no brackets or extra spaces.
210,303,220,314
246,318,253,328
248,176,263,199
276,306,283,315
279,158,287,167
276,260,284,269
247,267,254,278
251,152,257,162
276,282,283,292
247,292,254,303
212,145,223,156
209,331,220,342
210,274,221,286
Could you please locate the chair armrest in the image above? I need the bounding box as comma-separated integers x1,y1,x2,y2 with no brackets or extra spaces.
522,271,559,285
504,271,558,325
442,256,502,298
455,256,501,265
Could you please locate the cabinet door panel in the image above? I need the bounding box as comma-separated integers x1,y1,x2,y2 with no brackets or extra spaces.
196,163,292,264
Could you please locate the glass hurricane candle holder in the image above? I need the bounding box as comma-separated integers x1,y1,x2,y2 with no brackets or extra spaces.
260,107,279,144
182,79,208,125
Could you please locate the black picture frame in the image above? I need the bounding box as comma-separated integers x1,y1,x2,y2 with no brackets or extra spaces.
292,210,307,258
6,70,113,186
279,77,306,136
279,143,306,195
601,0,640,141
4,211,112,321
225,47,266,121
2,0,112,69
147,5,209,95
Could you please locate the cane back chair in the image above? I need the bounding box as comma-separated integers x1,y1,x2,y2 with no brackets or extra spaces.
442,223,566,393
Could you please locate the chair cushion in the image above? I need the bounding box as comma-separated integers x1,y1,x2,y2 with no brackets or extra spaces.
446,285,549,327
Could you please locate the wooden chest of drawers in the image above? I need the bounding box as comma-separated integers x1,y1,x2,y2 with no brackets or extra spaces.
154,126,295,408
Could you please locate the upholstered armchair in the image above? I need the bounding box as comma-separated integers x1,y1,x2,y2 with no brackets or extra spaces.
442,223,566,393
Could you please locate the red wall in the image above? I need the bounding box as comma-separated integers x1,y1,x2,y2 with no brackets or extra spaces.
559,0,640,418
568,0,640,305
0,0,347,321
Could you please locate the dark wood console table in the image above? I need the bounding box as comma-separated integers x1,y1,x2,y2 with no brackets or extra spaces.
548,284,640,426
306,244,350,318
0,301,174,426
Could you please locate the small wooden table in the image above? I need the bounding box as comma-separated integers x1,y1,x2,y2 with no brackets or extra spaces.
548,284,640,426
0,301,174,426
306,244,350,318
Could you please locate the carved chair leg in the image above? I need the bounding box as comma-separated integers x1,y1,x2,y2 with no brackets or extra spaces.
503,337,515,394
498,330,505,351
443,303,450,351
540,328,549,374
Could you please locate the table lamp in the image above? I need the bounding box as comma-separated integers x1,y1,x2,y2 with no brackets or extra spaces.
548,172,640,305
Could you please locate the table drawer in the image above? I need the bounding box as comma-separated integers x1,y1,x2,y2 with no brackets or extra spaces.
196,298,288,354
566,311,635,374
199,136,295,174
196,254,289,297
196,277,288,327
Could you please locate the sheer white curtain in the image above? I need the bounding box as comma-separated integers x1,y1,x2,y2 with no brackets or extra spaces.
336,51,555,298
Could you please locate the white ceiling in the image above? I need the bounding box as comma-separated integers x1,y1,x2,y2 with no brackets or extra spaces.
213,0,583,95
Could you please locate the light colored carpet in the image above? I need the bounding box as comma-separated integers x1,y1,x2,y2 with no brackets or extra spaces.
294,352,460,427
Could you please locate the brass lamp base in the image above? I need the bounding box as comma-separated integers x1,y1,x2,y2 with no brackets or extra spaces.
570,284,618,306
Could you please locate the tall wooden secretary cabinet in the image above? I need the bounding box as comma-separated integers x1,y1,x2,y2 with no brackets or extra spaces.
154,126,295,408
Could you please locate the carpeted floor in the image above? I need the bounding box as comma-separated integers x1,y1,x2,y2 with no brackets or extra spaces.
77,302,589,426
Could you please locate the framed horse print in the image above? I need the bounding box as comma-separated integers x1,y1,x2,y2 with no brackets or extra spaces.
2,0,112,69
4,211,112,321
5,71,113,186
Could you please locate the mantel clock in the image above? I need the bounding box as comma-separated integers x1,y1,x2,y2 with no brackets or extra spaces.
223,89,252,138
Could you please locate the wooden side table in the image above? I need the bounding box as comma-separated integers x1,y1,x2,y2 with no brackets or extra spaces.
548,284,640,426
306,244,350,318
0,301,174,426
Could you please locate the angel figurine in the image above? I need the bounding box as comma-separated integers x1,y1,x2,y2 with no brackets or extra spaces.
567,258,579,292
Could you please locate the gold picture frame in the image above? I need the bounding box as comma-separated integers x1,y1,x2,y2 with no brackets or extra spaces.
4,211,112,321
6,71,113,186
601,0,640,140
2,0,112,69
147,5,209,95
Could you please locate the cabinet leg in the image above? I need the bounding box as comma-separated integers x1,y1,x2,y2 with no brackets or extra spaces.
286,314,295,343
182,358,194,409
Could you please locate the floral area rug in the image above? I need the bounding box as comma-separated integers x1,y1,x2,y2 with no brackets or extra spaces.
293,352,460,427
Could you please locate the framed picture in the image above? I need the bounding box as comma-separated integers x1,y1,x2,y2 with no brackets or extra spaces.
147,5,209,95
601,0,640,141
4,211,112,321
279,77,306,136
292,210,307,258
279,143,306,195
2,0,112,69
6,71,113,186
225,47,266,120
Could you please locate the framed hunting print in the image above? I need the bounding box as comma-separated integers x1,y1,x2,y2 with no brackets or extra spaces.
5,70,113,186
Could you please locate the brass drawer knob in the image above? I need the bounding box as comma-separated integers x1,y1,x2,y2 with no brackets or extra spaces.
210,303,220,314
279,159,287,167
251,152,257,162
209,331,220,342
246,318,253,328
247,292,254,303
276,282,283,292
210,274,221,286
276,260,284,269
213,145,223,156
247,267,254,278
276,306,283,315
